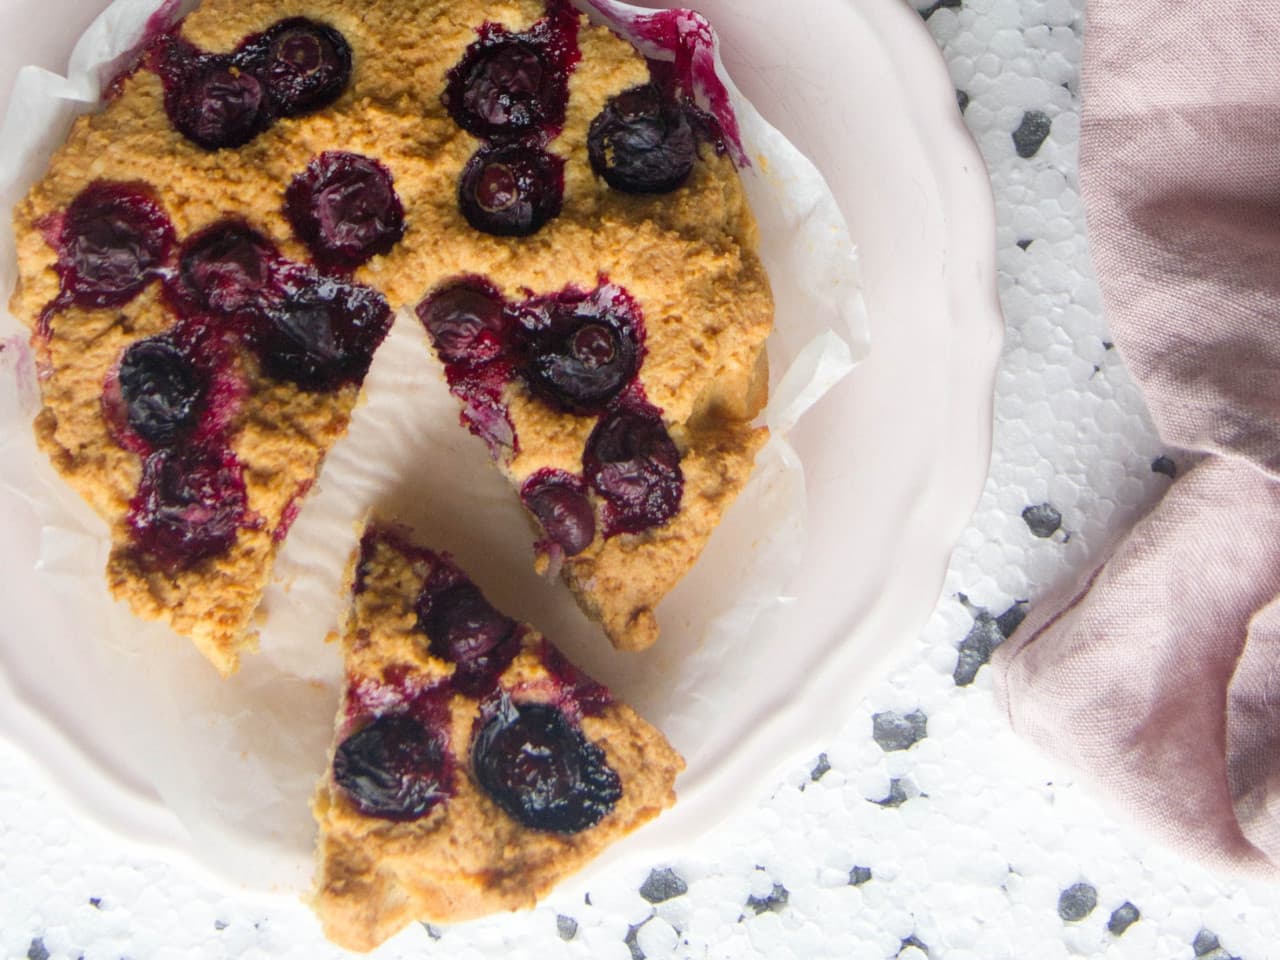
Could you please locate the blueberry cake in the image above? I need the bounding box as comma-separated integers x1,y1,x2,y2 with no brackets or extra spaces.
312,523,682,950
8,0,772,669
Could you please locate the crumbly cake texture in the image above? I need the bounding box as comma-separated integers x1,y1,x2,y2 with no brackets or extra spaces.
312,525,683,951
9,0,772,670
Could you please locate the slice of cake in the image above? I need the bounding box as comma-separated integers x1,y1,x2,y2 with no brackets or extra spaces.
410,3,772,651
311,522,683,951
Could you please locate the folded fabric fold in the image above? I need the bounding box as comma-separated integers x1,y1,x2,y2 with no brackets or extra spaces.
992,0,1280,875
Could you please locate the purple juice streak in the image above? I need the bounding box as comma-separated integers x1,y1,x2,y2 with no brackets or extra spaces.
584,0,745,164
102,0,185,100
273,478,313,542
539,638,612,717
444,358,519,459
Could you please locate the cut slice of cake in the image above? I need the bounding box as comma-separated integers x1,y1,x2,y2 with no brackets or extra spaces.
311,522,683,951
410,3,773,652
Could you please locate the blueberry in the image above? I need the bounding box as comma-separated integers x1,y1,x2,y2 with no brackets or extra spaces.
587,85,696,194
284,152,404,271
242,18,352,118
472,701,621,833
513,286,641,413
458,144,563,237
416,280,508,365
118,336,206,446
57,182,174,309
521,471,595,556
583,406,683,535
333,713,453,821
446,38,560,138
127,446,247,571
248,264,392,391
168,58,268,150
418,583,516,664
173,219,279,315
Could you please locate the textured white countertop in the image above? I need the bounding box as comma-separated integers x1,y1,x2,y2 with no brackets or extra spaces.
6,0,1280,958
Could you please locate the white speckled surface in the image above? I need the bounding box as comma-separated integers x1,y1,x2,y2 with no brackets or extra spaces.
5,0,1279,959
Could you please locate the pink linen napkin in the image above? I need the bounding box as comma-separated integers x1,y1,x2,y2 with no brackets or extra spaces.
992,0,1280,873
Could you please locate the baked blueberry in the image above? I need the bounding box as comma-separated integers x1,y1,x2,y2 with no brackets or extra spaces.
446,37,560,139
243,18,352,118
418,583,516,664
56,182,174,309
587,85,696,194
583,406,683,535
172,219,280,315
127,446,248,571
333,713,453,821
512,285,641,413
284,152,404,271
248,264,392,391
118,336,206,447
521,470,595,557
472,701,621,833
416,280,508,365
168,57,269,150
458,144,563,237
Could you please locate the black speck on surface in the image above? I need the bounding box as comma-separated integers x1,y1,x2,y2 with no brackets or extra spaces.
1102,340,1115,351
1193,930,1221,956
640,867,688,904
747,882,789,915
27,939,50,960
1012,110,1052,158
1016,238,1033,250
920,0,962,19
810,752,831,781
1187,926,1228,957
625,920,647,960
557,914,579,941
900,934,930,956
956,89,969,113
872,710,928,752
954,601,1025,686
1152,455,1177,479
1022,502,1063,538
1108,902,1140,936
873,779,911,807
1058,882,1098,922
850,865,873,886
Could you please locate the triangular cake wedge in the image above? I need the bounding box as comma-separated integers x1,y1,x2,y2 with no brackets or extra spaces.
312,522,683,951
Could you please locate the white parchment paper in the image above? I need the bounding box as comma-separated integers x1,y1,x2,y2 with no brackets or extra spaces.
0,0,868,892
